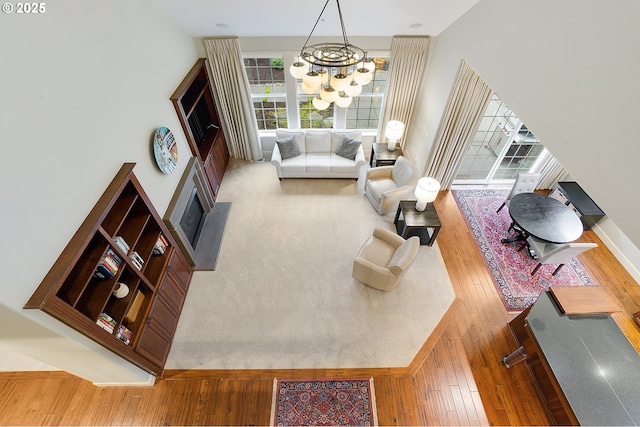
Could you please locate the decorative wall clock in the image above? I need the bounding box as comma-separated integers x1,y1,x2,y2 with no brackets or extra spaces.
153,126,178,174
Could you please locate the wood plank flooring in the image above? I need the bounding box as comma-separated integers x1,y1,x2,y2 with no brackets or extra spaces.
2,189,639,426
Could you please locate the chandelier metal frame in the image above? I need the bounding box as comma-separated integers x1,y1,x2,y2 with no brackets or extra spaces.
299,0,367,69
290,0,375,110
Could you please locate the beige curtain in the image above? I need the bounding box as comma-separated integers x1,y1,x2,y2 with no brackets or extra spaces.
425,61,493,189
204,37,262,161
378,36,430,149
534,149,570,189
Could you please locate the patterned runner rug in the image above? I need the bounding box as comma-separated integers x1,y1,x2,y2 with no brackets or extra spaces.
452,188,594,312
270,378,377,426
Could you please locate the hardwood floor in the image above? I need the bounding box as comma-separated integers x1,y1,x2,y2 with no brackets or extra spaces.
2,189,639,426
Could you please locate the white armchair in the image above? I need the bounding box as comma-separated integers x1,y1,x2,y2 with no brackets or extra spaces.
364,156,417,214
353,226,420,291
524,236,597,276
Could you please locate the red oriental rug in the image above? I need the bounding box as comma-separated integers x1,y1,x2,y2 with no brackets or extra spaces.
452,188,594,312
270,378,378,426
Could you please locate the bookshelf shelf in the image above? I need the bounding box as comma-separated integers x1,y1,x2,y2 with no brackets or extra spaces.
25,163,193,376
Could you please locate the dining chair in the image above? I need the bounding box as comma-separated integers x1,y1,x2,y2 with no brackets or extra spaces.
497,172,542,213
523,235,597,276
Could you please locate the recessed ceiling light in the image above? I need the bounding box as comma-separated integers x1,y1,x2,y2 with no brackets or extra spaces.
410,23,422,29
216,23,229,29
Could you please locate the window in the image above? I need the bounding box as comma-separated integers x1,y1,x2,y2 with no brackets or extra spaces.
455,94,546,183
244,54,389,131
244,57,287,130
344,59,388,129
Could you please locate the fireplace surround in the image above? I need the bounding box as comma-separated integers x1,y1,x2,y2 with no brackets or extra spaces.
163,156,229,270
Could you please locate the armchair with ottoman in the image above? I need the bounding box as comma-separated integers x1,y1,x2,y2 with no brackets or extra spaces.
270,129,365,180
352,226,420,291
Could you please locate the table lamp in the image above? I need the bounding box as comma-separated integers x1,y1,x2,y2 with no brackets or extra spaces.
384,120,405,151
414,177,441,211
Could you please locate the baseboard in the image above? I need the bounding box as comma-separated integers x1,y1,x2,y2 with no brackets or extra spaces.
592,223,640,284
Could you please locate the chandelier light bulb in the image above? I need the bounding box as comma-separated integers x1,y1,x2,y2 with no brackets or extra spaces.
320,85,339,103
334,92,353,108
312,95,330,111
363,58,376,72
344,80,362,97
316,68,329,84
331,73,350,92
290,61,309,79
353,67,373,85
301,81,320,94
303,70,322,88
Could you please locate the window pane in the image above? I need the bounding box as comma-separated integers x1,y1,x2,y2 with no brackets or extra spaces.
299,96,334,129
346,96,383,129
253,99,288,130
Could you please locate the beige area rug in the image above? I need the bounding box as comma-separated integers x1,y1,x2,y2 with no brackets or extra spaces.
165,159,456,370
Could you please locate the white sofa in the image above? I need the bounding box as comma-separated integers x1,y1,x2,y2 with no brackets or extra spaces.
271,129,365,180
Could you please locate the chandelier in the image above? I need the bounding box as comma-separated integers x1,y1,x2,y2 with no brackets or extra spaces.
289,0,375,110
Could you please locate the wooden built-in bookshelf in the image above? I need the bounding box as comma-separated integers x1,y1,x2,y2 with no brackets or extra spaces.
24,163,193,376
171,58,229,199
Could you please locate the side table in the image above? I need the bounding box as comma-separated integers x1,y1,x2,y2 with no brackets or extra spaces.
370,143,403,167
393,200,442,246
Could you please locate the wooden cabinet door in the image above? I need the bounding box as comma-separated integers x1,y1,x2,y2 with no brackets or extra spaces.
135,295,177,369
135,250,192,371
203,153,221,199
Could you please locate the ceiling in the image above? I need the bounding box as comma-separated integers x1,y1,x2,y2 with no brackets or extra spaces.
147,0,479,38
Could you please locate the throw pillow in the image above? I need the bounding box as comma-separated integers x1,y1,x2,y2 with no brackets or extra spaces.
276,136,301,160
335,135,362,160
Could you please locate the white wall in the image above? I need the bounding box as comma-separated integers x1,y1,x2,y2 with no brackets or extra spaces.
0,0,200,384
410,0,640,278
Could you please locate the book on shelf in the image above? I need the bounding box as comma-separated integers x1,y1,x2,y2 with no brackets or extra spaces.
113,236,130,254
116,325,132,345
153,234,168,255
93,249,122,280
129,251,144,270
96,312,116,333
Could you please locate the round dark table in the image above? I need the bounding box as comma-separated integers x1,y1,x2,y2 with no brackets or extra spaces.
506,192,583,243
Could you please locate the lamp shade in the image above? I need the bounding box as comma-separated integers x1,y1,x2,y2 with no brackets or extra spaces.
414,177,441,211
384,120,405,141
385,120,405,151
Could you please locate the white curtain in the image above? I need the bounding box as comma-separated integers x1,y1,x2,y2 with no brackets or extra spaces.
378,36,430,149
533,149,570,189
204,37,262,161
425,61,493,189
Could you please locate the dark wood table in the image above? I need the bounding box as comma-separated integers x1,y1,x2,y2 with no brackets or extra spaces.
502,192,583,244
394,200,441,246
370,143,403,167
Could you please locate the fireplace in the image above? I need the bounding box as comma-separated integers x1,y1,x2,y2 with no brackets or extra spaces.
180,187,206,249
163,157,217,268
